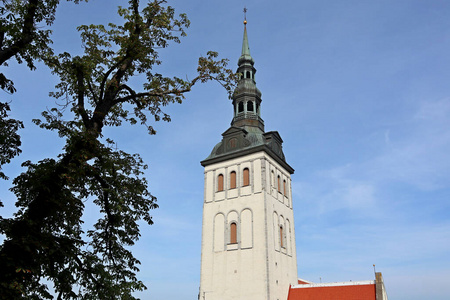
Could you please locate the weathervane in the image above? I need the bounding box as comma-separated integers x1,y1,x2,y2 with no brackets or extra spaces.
243,7,247,25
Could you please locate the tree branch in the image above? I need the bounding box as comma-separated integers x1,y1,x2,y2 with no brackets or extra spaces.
0,24,5,49
93,2,146,132
89,162,116,265
113,76,201,105
0,0,39,65
73,255,103,293
86,78,98,105
73,61,90,128
99,57,128,101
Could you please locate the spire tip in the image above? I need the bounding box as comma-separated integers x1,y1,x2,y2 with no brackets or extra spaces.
243,7,247,25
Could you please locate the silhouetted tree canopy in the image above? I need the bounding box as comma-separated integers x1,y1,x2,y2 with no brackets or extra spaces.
0,0,236,298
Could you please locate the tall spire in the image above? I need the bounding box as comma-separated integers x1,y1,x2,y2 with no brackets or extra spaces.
231,14,264,133
241,25,251,57
239,24,254,65
201,12,291,170
238,11,254,67
241,8,252,61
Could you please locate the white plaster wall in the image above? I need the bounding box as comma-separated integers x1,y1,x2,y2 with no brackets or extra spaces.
263,155,298,300
199,151,298,300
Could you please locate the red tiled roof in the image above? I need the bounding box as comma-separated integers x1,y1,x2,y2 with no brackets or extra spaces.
288,282,376,300
298,279,311,285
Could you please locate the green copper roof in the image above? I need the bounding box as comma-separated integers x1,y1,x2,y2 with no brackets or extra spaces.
241,25,251,57
239,25,254,65
201,22,294,174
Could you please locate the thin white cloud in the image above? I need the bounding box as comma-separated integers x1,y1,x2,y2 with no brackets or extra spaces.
368,98,450,190
384,129,390,145
304,98,450,194
295,98,450,295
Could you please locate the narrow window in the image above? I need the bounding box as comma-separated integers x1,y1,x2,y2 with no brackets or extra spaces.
230,171,236,189
243,168,250,186
228,138,237,149
246,71,250,78
277,175,281,193
280,226,284,248
238,101,244,113
218,174,224,191
283,179,287,195
271,170,275,188
230,222,237,244
247,101,254,113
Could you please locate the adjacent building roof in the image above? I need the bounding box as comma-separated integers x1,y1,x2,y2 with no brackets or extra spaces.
288,281,376,300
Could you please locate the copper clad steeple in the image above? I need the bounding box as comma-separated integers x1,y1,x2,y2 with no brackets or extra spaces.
231,20,264,133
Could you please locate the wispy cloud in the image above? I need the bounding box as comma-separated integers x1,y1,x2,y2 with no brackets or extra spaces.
299,98,450,197
295,98,450,300
368,98,450,190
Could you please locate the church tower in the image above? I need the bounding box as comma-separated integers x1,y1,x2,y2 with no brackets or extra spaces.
199,20,298,300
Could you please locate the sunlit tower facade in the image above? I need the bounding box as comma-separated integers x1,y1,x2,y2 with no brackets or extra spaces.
199,20,298,300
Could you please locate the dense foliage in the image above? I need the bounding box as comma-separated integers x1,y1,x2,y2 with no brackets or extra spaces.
0,0,87,93
0,102,23,181
0,0,236,298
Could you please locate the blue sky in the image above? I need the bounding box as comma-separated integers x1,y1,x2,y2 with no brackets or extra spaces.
1,0,450,299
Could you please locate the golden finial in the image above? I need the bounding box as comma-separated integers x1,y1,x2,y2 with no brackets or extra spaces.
243,7,247,25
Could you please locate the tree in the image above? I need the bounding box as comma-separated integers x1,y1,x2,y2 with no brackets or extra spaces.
0,0,87,93
0,0,89,190
0,0,236,298
0,102,23,181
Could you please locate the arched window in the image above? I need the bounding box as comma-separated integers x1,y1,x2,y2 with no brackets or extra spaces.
230,171,236,189
238,101,244,113
217,174,224,191
271,170,275,187
283,179,287,195
247,101,254,113
246,71,250,78
277,175,281,193
243,168,250,186
280,226,284,248
230,222,237,244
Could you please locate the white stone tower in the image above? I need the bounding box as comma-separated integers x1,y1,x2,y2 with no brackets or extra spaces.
199,21,298,300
